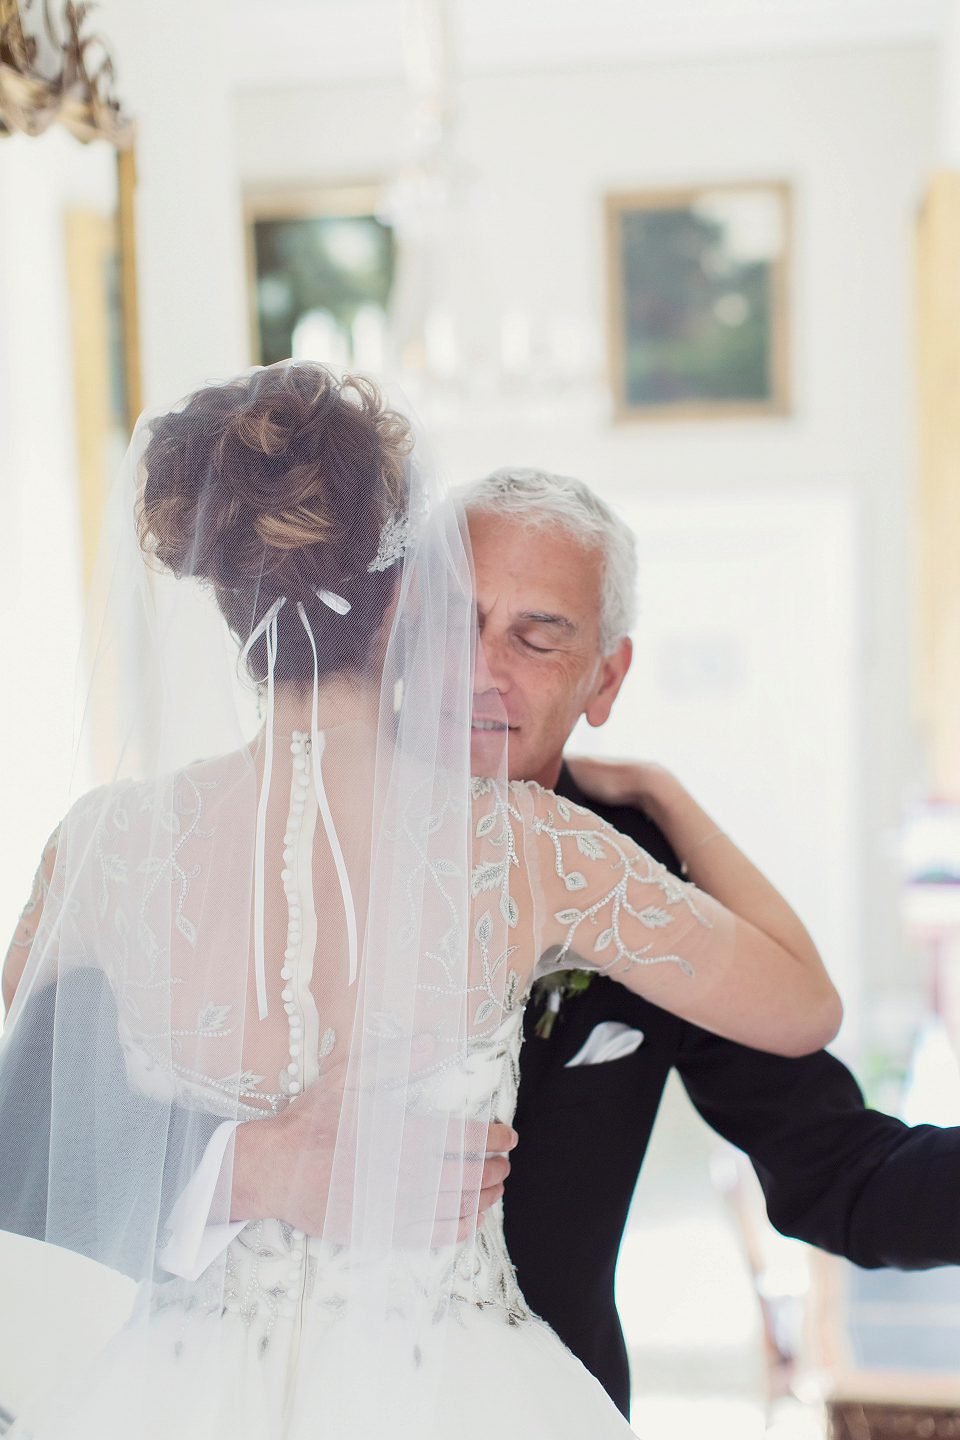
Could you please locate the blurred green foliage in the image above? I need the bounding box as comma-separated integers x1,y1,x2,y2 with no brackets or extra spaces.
253,214,394,366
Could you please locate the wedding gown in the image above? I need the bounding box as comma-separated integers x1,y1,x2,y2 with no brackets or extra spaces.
1,361,743,1440
6,735,731,1440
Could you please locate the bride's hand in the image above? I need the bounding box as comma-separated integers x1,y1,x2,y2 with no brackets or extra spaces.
232,1077,517,1242
564,756,678,816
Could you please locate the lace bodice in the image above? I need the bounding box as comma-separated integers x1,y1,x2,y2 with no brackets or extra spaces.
7,741,733,1345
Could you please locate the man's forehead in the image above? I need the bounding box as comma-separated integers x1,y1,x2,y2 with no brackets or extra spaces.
468,511,603,623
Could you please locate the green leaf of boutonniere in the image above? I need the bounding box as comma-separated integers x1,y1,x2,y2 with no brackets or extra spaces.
532,968,595,1039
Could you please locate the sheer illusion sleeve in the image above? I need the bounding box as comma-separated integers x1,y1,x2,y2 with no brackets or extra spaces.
469,779,735,1036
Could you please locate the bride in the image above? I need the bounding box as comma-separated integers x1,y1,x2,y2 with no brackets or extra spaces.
0,362,839,1438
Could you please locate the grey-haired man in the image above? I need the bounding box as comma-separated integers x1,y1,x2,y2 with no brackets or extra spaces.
463,468,960,1417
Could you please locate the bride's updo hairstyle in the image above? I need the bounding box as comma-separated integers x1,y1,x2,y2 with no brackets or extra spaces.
138,362,411,687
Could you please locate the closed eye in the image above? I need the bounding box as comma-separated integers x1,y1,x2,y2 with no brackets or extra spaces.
516,633,555,655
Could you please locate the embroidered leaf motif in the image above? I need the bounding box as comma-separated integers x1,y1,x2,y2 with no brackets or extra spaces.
196,1002,230,1035
637,906,673,929
421,811,446,836
475,910,493,946
594,928,614,952
475,810,497,838
471,776,494,797
101,853,128,884
137,857,166,876
138,917,163,959
576,833,606,861
115,907,129,938
438,924,460,960
122,993,142,1022
396,920,415,947
500,893,519,928
434,858,460,877
113,805,129,832
176,913,198,946
474,998,496,1025
320,1027,336,1058
554,908,583,925
160,811,181,834
556,798,571,821
564,871,588,891
225,1069,266,1090
471,860,505,896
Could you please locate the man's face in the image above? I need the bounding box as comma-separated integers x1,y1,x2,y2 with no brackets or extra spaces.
468,511,632,785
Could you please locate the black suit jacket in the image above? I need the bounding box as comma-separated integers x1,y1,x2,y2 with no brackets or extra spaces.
501,765,960,1418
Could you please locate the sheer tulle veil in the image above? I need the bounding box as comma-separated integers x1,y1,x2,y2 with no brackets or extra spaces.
0,361,510,1435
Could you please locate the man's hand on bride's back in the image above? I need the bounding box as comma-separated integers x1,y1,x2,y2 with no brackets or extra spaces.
231,1078,517,1243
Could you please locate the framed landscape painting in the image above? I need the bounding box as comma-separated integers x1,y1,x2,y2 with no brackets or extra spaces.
606,181,790,421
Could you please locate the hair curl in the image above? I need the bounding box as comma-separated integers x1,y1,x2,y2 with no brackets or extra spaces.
138,363,412,687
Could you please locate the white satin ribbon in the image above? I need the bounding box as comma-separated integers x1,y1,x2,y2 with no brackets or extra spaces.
297,602,360,985
240,597,286,1020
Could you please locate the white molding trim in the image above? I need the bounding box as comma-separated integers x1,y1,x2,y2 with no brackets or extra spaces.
228,0,945,89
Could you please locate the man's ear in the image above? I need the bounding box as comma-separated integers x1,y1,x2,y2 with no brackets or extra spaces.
584,637,632,728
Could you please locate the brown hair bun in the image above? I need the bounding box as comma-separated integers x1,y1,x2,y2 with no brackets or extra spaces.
138,362,412,686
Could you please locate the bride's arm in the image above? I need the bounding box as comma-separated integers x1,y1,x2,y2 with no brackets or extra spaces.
566,758,822,982
2,828,59,1014
502,780,840,1059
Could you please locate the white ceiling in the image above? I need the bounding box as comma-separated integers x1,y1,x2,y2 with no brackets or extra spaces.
227,0,945,89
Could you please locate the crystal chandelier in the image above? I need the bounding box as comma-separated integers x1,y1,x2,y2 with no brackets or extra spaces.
381,0,603,425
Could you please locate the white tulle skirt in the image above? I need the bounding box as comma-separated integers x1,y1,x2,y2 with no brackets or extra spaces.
11,1296,635,1440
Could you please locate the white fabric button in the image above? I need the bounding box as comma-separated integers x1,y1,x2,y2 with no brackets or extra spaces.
281,988,293,1002
288,1081,301,1094
280,967,292,979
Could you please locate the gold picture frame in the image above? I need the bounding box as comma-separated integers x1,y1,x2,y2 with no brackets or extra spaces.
606,180,791,423
65,144,141,592
243,182,392,367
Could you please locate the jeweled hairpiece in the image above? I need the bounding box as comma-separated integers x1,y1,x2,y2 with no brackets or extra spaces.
368,514,410,573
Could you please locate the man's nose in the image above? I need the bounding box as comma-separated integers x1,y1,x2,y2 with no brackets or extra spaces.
473,635,496,694
474,632,509,696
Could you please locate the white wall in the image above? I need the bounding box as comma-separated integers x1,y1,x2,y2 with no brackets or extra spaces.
0,130,110,944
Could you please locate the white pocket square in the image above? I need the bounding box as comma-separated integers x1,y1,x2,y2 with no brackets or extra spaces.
565,1021,645,1068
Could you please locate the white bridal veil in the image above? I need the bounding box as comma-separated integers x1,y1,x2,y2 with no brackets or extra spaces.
0,362,512,1435
0,360,738,1440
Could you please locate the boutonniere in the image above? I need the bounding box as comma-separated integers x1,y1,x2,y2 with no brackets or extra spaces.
532,968,594,1039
